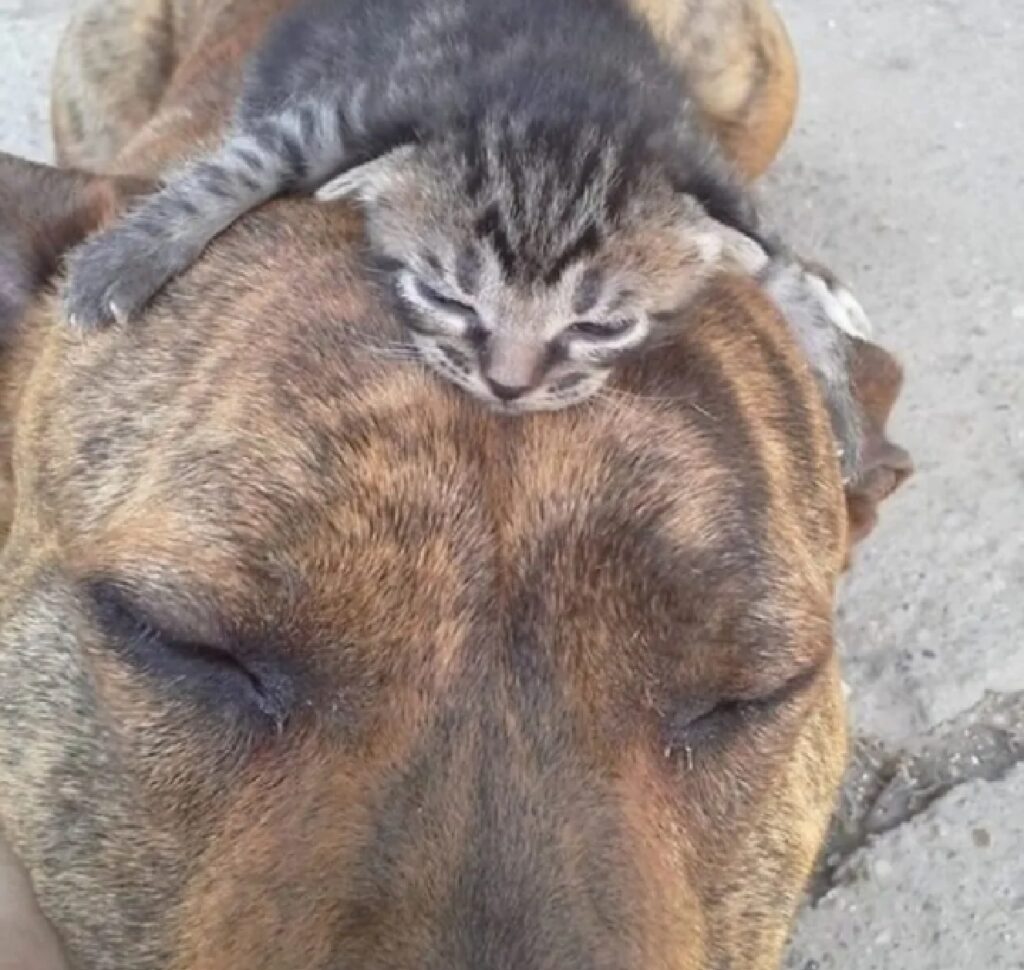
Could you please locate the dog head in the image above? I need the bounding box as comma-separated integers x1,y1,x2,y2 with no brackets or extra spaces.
0,143,911,970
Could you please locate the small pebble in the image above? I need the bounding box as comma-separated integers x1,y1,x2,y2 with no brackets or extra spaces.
971,827,992,848
873,858,894,881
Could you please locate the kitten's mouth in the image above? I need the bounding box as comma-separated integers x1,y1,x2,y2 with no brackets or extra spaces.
484,397,529,416
416,343,603,414
487,388,599,414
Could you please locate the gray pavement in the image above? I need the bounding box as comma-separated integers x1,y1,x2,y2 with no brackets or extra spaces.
1,0,1021,966
767,3,1023,965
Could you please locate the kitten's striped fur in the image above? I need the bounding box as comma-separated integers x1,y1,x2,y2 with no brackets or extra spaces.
64,0,857,431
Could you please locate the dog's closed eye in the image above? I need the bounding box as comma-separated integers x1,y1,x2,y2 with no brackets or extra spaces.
84,579,294,731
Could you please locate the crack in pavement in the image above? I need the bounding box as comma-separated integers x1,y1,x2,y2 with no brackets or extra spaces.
808,689,1024,902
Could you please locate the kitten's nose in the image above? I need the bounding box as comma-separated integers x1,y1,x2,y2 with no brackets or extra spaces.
485,377,530,402
483,335,542,401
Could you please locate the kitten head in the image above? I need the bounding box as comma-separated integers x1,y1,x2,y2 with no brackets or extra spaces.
318,124,750,412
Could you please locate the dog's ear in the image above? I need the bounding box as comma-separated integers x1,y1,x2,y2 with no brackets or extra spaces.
0,151,150,337
0,153,150,542
843,336,913,557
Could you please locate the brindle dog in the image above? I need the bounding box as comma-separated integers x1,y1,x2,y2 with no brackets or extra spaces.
0,1,911,968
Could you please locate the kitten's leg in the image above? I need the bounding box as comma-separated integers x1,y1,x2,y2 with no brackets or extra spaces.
757,257,871,481
702,219,872,478
64,105,347,328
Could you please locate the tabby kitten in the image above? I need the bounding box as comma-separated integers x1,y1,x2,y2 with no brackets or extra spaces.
63,0,836,420
63,0,770,408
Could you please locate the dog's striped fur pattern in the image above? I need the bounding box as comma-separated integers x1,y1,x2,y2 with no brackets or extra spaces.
3,193,849,970
0,1,908,968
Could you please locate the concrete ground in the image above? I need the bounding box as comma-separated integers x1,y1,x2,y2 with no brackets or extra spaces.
1,0,1021,966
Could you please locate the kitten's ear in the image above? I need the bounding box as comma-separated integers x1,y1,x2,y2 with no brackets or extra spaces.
315,144,420,205
691,216,771,275
659,134,769,264
0,151,150,334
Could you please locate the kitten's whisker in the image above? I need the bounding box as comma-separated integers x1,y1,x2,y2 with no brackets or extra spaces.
362,348,421,358
361,351,423,362
350,337,416,350
638,330,688,352
599,387,718,421
688,401,716,420
601,387,677,405
593,389,640,425
351,338,423,361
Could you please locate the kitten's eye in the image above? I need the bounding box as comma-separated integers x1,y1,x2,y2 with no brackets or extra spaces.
464,322,489,348
414,278,476,317
566,319,636,340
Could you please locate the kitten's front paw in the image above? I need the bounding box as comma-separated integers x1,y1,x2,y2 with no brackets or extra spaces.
63,229,177,329
796,260,873,341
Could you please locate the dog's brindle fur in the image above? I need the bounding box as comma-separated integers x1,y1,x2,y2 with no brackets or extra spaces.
0,1,909,968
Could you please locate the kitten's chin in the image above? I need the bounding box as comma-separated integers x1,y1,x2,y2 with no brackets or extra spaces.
416,345,608,414
514,376,610,413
